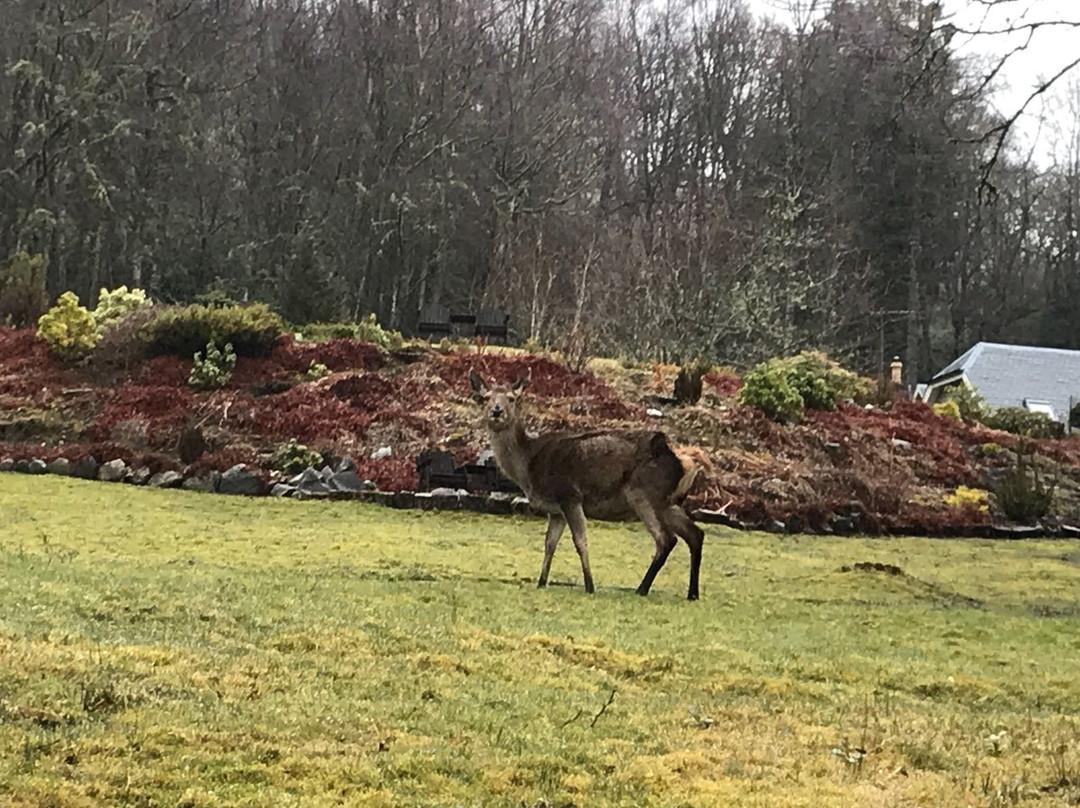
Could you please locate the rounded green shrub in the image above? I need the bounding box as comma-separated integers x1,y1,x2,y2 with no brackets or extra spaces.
738,350,871,422
932,400,962,421
983,406,1063,439
140,303,284,358
37,292,100,362
738,360,805,423
93,285,153,332
271,439,324,473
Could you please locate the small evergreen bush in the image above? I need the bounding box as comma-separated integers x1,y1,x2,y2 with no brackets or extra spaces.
304,360,331,381
0,251,49,328
941,382,990,424
37,292,100,362
738,350,871,422
994,441,1055,523
141,303,284,358
738,361,805,423
983,406,1063,439
188,341,236,390
271,439,324,473
93,285,153,332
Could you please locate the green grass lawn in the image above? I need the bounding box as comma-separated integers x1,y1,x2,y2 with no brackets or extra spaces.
2,474,1079,807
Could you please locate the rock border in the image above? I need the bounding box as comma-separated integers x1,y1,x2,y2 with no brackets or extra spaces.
1,455,1076,539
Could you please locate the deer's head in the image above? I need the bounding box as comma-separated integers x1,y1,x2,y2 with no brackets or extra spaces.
470,370,528,432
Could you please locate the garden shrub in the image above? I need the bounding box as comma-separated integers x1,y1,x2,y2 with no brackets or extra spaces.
37,292,99,362
188,341,236,390
304,360,331,381
299,314,404,350
940,382,989,424
140,302,284,358
994,442,1054,523
932,400,962,421
93,285,153,332
738,351,870,422
943,485,989,512
983,406,1063,439
0,251,48,328
271,439,324,473
91,307,158,370
738,361,805,423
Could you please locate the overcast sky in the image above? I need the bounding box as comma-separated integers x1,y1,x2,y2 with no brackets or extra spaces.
746,0,1080,163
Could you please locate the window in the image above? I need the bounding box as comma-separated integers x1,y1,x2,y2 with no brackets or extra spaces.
1024,399,1055,420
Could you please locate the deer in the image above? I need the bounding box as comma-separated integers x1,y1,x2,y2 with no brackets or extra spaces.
469,370,708,600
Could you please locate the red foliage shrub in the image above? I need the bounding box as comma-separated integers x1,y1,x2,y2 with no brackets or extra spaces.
329,374,399,412
0,327,68,398
704,371,743,398
91,384,195,445
227,336,385,386
353,455,416,492
442,353,632,419
249,384,372,442
185,446,263,477
133,356,192,388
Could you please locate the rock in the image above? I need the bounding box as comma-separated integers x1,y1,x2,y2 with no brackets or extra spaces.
0,458,14,472
71,456,100,480
182,472,220,493
148,470,184,489
329,470,368,492
489,491,514,502
370,446,393,460
129,466,152,486
486,495,513,515
646,408,664,418
511,496,533,516
390,491,415,509
219,464,266,496
320,465,335,480
829,515,858,535
1060,524,1080,539
990,524,1044,539
891,438,912,451
98,459,129,483
46,458,72,475
334,457,357,474
270,483,296,497
476,448,495,466
294,484,331,499
823,441,842,457
763,519,787,534
13,459,31,473
28,458,48,474
361,479,377,490
430,487,460,497
288,467,323,487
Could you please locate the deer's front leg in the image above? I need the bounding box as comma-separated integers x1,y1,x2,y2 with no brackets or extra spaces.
562,501,595,594
537,513,566,588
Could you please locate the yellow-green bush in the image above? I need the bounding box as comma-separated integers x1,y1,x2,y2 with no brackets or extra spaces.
140,302,284,358
941,382,990,424
932,400,962,421
36,292,99,361
188,341,236,391
93,285,153,332
943,485,989,512
299,314,404,350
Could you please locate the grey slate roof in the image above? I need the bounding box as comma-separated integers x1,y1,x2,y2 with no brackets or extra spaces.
929,342,1080,422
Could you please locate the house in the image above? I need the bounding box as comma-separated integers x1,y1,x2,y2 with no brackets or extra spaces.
918,342,1080,423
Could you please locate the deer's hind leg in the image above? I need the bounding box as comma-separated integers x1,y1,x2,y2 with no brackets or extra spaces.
661,505,704,601
626,489,678,597
537,513,566,588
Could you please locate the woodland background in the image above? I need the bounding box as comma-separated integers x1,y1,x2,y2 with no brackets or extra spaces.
2,0,1079,382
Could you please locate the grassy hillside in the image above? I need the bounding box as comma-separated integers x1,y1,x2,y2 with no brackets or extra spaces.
2,475,1079,806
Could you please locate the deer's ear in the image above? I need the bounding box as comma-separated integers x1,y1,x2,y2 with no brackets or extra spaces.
469,370,488,400
511,376,529,394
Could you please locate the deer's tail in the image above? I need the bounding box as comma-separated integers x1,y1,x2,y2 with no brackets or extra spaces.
671,444,713,501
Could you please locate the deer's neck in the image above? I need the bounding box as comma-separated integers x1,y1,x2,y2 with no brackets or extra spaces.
489,422,533,490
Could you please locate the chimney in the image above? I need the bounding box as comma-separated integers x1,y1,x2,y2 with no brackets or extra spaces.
890,356,903,386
